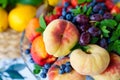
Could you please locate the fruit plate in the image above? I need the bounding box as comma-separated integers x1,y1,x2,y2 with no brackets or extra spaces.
20,31,48,80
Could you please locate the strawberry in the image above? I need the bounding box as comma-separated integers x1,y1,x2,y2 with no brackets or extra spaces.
53,6,63,16
105,0,114,10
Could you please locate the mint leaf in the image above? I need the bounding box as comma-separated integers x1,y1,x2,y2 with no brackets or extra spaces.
78,0,86,4
108,40,120,55
86,0,92,2
39,15,47,30
0,0,8,8
71,6,82,16
86,7,92,16
110,24,120,42
100,26,110,37
90,37,99,44
100,19,117,29
33,64,42,74
36,27,44,33
115,14,120,22
82,5,87,13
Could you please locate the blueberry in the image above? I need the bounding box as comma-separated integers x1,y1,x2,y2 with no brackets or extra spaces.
25,49,30,54
59,69,65,74
64,66,72,73
90,14,103,21
66,13,72,21
40,73,47,78
29,57,34,63
41,68,48,73
64,2,69,8
44,63,51,69
60,64,66,69
62,8,67,11
93,4,102,13
87,2,96,7
86,75,94,80
66,62,71,66
98,10,104,15
62,11,67,17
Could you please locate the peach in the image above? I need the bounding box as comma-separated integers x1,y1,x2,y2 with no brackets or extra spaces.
48,57,86,80
70,44,110,75
43,19,79,57
92,53,120,80
31,35,56,66
25,18,40,42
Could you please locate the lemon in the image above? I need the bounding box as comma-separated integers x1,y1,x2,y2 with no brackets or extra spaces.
8,4,36,32
0,7,8,32
48,0,60,6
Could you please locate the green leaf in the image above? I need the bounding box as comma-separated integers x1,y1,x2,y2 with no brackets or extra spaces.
33,69,40,74
17,0,43,6
86,7,92,16
5,70,24,79
82,46,90,52
71,6,82,16
110,24,120,42
0,0,8,8
39,15,47,30
90,37,99,44
100,19,117,29
7,64,26,71
115,14,120,22
86,0,92,2
36,27,44,33
34,64,42,70
100,26,110,37
94,22,100,27
82,5,87,13
33,64,42,74
78,0,86,4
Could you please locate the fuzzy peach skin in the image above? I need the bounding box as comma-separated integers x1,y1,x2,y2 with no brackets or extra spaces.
43,19,79,57
70,44,110,75
92,53,120,80
48,57,86,80
31,36,56,66
25,18,40,42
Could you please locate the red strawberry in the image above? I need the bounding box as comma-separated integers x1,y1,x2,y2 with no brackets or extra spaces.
105,0,114,10
53,6,63,16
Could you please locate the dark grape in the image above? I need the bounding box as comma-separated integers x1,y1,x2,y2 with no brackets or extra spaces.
78,24,90,32
90,14,103,21
88,27,101,37
103,12,113,19
79,32,91,46
76,14,89,24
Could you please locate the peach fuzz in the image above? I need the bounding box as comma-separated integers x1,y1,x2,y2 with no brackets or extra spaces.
92,53,120,80
25,18,40,42
31,36,56,66
48,57,86,80
43,19,79,57
70,44,110,75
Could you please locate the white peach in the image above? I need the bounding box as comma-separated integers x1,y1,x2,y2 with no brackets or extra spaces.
70,44,110,75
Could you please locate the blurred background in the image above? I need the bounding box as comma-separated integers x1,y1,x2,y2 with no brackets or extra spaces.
0,0,120,80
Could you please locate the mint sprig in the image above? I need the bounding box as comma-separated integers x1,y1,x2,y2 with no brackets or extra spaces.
36,15,47,33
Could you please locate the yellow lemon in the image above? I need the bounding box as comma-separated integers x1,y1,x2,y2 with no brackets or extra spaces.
48,0,60,6
8,4,36,32
116,2,120,8
0,7,8,32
